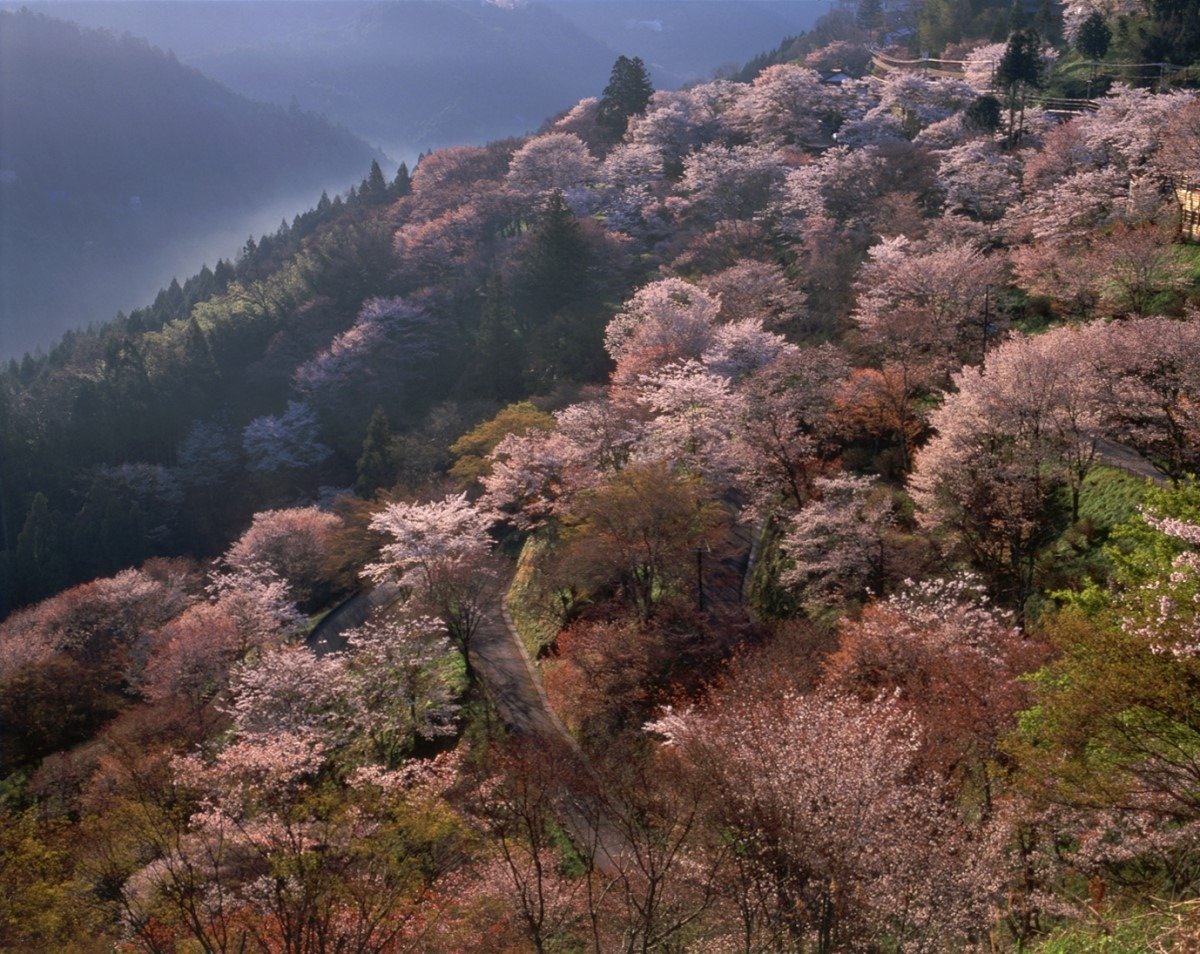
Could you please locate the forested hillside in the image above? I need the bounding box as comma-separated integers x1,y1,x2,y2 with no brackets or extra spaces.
7,8,1200,951
0,10,380,356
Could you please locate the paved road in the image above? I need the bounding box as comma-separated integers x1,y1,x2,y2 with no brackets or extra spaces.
1095,438,1169,486
306,501,760,871
306,581,403,657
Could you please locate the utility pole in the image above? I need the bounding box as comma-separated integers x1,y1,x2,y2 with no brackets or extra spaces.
982,284,992,365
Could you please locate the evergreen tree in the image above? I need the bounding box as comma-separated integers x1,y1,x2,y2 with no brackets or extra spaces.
72,477,147,579
1077,11,1113,61
393,162,412,197
857,0,885,34
355,406,394,497
213,258,236,290
597,55,654,138
363,159,388,199
1034,0,1063,45
1008,0,1029,32
965,93,1003,131
516,191,590,324
14,493,67,604
467,275,525,401
996,29,1044,147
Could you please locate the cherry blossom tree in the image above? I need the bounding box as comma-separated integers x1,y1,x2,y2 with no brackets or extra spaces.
206,563,305,650
625,93,722,174
343,615,461,760
552,399,642,475
174,419,239,489
780,474,894,607
117,734,464,954
225,644,355,744
910,328,1103,612
700,260,806,330
635,360,747,485
407,143,514,218
1083,222,1192,317
604,278,720,386
0,567,190,679
873,71,976,132
852,236,1009,371
364,494,497,668
825,577,1045,785
1009,166,1144,244
505,132,598,198
737,345,848,515
294,297,437,413
223,506,342,605
139,602,242,707
1086,314,1200,479
648,689,991,952
464,740,591,954
481,430,583,532
726,64,835,146
938,139,1022,223
674,143,788,227
481,401,643,531
700,318,796,381
242,400,332,474
963,42,1007,92
595,142,667,234
1010,238,1102,318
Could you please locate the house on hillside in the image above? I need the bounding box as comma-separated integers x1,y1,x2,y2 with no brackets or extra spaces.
1178,183,1200,241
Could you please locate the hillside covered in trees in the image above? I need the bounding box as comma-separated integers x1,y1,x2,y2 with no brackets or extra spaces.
8,6,1200,951
0,10,381,356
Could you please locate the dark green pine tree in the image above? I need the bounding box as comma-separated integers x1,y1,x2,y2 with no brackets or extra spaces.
965,94,1003,131
168,316,220,408
14,492,69,604
213,258,236,290
0,386,14,615
468,275,525,400
363,159,388,200
597,55,654,139
1077,11,1112,61
517,192,612,387
1008,0,1029,32
1033,0,1062,45
355,406,395,497
517,191,590,324
857,0,884,34
72,478,148,579
996,29,1044,147
393,162,412,197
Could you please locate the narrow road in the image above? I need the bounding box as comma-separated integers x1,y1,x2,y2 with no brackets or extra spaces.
309,501,761,871
471,569,627,871
306,581,403,657
471,581,577,741
1095,437,1169,486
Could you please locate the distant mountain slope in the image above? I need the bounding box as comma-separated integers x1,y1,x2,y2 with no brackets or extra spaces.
0,9,381,356
552,1,826,82
15,1,832,161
